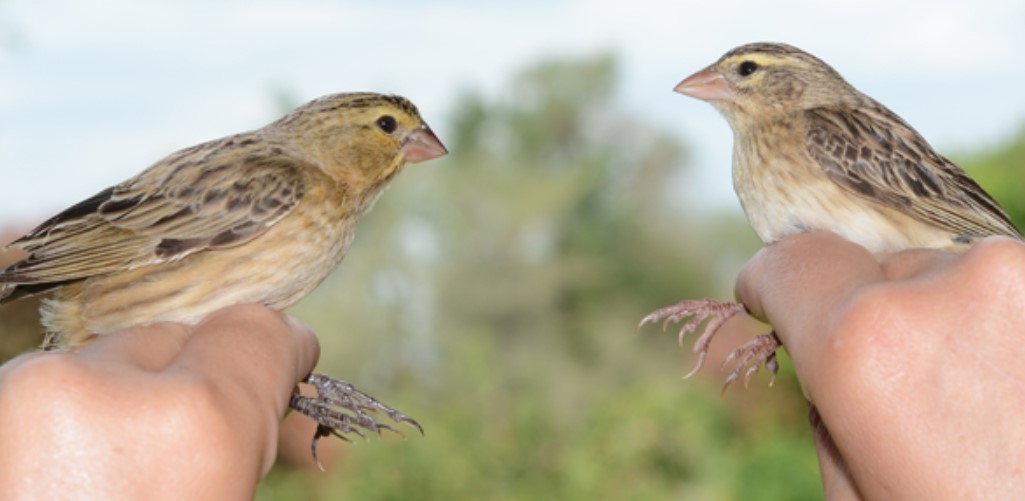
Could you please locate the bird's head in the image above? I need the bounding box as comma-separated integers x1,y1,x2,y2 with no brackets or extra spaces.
274,92,447,190
676,42,857,128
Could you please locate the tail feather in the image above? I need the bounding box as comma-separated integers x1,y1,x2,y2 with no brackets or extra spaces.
1,281,64,304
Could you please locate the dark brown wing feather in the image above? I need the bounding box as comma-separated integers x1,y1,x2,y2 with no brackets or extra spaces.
805,105,1021,239
1,142,308,299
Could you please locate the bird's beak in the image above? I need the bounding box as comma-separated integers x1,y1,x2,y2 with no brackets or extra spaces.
674,66,734,102
401,125,448,163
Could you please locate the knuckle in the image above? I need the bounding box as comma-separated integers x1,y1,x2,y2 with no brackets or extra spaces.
2,354,92,400
965,237,1025,290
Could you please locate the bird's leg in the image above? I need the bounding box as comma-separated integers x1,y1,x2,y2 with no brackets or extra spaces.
720,331,781,394
639,299,784,392
290,373,422,470
639,299,747,377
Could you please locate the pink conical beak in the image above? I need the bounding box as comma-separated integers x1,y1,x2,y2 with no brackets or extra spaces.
402,125,448,163
674,66,734,102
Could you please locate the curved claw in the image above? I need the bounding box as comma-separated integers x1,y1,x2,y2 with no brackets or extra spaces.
312,425,349,472
374,422,402,437
635,310,665,333
399,415,425,435
719,332,782,395
683,350,707,379
291,373,424,468
640,299,746,379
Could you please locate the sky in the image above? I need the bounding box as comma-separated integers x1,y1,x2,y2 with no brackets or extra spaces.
2,0,1025,226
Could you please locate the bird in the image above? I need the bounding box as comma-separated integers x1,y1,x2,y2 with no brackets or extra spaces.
640,42,1021,390
0,91,447,461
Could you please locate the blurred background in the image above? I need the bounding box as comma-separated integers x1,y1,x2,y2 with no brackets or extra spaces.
3,1,1025,499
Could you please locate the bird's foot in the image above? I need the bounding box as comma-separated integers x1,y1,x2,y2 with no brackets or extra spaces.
290,373,422,470
639,299,746,378
720,331,781,394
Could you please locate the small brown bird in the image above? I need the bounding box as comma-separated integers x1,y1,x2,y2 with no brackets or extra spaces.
641,42,1021,388
0,92,447,457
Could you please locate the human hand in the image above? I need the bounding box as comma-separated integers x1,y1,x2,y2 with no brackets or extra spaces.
0,304,318,500
735,232,1025,499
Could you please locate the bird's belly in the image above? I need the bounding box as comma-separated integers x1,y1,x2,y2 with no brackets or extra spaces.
737,170,956,253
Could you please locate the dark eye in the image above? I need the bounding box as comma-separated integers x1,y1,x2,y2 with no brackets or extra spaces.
738,61,759,77
376,115,397,134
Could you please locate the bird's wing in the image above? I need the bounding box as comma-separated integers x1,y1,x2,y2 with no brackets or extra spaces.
805,106,1021,239
2,152,309,287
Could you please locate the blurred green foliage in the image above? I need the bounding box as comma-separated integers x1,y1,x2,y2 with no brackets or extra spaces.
257,53,818,500
952,125,1025,230
0,247,43,361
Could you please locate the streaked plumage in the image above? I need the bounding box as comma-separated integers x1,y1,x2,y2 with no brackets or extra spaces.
643,42,1020,387
694,42,1019,249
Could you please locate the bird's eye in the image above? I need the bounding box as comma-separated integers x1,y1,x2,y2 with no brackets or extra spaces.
376,115,397,134
738,61,759,77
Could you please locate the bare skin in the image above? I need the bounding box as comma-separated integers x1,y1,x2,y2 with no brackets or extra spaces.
735,232,1025,500
0,304,319,500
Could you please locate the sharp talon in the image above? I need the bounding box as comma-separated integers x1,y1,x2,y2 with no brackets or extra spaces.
313,449,325,472
291,373,423,465
766,350,780,387
720,372,739,396
677,326,689,347
635,318,649,334
391,415,424,435
311,425,336,472
720,351,736,369
348,425,368,441
718,332,782,394
375,422,402,437
406,418,425,435
640,299,746,380
683,351,707,379
743,364,759,388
